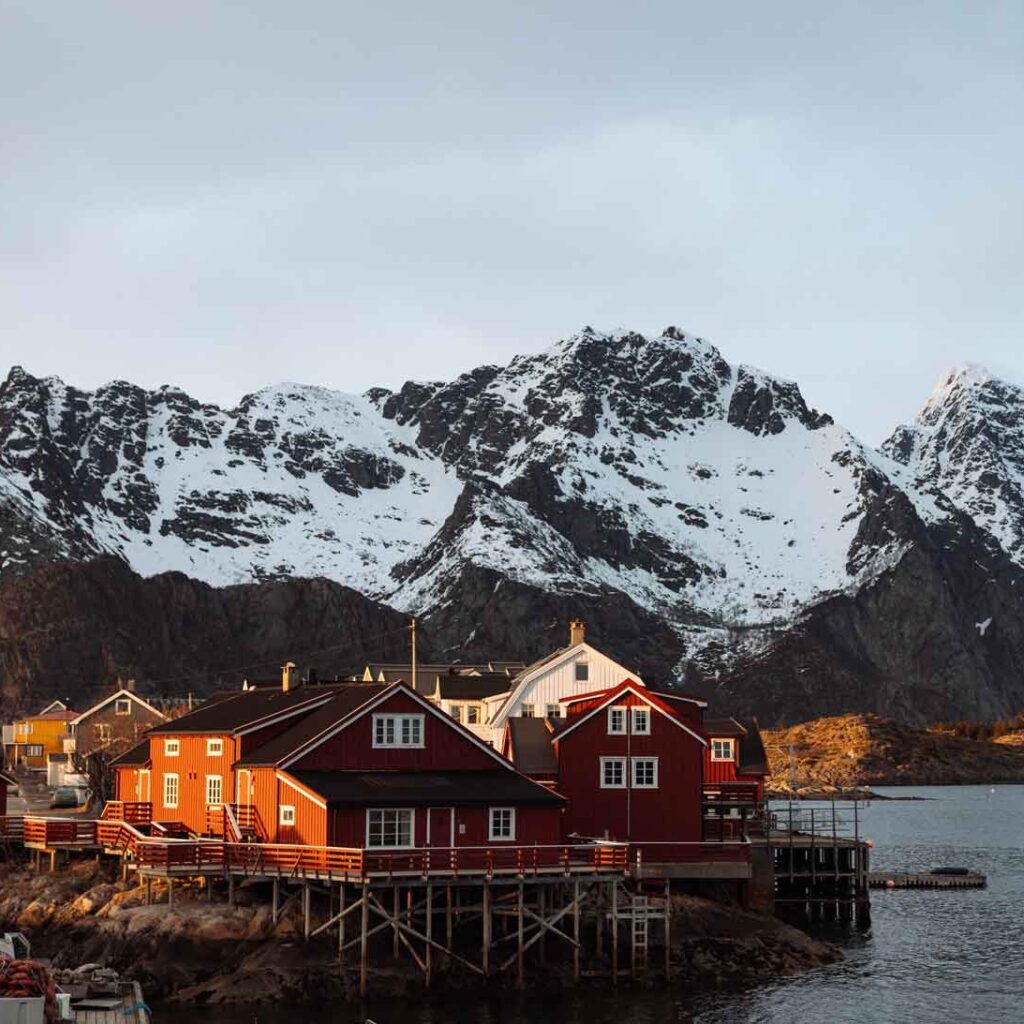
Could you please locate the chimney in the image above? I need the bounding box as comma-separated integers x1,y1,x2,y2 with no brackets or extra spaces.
569,619,585,646
282,662,297,693
125,678,136,693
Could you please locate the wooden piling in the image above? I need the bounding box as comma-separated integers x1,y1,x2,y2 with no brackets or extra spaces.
482,880,492,975
339,883,346,962
303,883,311,939
611,881,618,984
572,880,581,981
516,881,525,989
425,883,433,987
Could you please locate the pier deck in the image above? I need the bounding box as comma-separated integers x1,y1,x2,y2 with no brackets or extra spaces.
868,871,986,889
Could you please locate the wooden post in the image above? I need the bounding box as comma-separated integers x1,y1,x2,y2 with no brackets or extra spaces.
425,883,433,987
482,881,492,975
611,881,618,984
360,881,370,997
303,883,311,940
573,880,581,981
516,880,525,989
145,878,152,906
167,879,174,907
272,878,280,924
446,885,453,948
538,885,546,963
595,883,604,957
393,886,400,959
664,878,671,977
227,875,234,907
206,876,213,903
339,883,346,963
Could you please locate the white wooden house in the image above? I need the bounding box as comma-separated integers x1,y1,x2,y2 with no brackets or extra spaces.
483,620,644,745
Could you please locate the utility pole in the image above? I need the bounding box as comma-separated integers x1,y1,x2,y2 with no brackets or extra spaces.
410,617,417,692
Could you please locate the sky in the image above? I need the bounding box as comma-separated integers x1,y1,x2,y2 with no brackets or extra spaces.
1,1,1022,444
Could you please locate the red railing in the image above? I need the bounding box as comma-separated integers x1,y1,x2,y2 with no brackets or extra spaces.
136,839,226,871
0,816,24,840
224,841,364,878
101,801,152,825
22,817,97,847
96,819,147,855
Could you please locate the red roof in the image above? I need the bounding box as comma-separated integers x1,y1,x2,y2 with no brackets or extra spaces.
31,710,78,721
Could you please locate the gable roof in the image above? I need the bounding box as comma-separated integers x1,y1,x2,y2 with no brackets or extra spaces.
430,674,513,701
737,721,768,776
71,689,166,726
490,642,645,728
505,718,558,776
38,700,67,714
555,680,707,746
26,709,78,723
146,685,345,735
290,769,563,807
110,739,151,767
703,716,747,737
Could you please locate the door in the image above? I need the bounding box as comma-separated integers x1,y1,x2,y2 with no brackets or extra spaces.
427,807,453,872
137,769,151,804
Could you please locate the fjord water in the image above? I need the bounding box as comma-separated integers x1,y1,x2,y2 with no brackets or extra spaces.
208,785,1024,1023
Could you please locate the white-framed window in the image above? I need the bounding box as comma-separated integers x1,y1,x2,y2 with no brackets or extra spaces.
94,723,112,743
25,744,43,757
632,707,651,734
164,738,180,757
489,807,516,841
607,707,627,734
466,706,481,724
163,773,179,808
207,737,224,757
450,705,462,722
545,703,562,719
372,714,424,748
632,757,658,788
205,774,223,806
575,661,589,682
600,757,626,788
711,738,735,761
114,698,132,716
279,805,296,826
521,704,535,718
366,808,415,848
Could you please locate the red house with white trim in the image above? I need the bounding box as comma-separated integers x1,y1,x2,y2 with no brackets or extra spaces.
117,679,563,853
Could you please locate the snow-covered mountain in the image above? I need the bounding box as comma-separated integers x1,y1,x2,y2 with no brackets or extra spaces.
2,328,1023,724
884,364,1024,565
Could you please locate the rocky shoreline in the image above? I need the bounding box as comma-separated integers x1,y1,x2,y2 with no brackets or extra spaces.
0,861,839,1005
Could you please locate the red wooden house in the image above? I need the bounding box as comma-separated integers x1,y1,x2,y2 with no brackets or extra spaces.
116,680,563,853
702,717,769,835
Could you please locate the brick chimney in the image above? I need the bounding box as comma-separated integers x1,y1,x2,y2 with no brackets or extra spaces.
569,619,585,646
281,662,297,693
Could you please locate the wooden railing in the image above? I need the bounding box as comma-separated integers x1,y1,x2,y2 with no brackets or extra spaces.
22,817,97,847
101,801,152,825
96,819,147,855
0,816,24,840
136,838,226,872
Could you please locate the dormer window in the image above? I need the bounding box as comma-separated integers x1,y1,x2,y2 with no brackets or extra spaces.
373,714,424,748
711,738,735,761
575,662,589,682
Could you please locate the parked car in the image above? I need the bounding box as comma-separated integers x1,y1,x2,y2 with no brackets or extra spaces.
49,785,87,808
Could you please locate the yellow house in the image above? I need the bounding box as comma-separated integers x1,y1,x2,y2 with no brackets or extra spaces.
13,707,78,770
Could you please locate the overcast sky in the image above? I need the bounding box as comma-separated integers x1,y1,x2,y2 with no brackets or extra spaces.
1,2,1021,443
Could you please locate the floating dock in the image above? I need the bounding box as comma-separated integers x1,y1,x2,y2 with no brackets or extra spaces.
868,871,986,890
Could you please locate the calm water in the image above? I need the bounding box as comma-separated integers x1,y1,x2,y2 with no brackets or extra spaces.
199,786,1024,1023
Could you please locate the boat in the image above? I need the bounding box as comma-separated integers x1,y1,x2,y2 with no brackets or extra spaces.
0,933,150,1023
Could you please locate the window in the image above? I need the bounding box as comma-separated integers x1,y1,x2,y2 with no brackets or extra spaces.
207,738,224,757
163,773,179,808
601,757,626,788
25,744,43,757
489,807,516,841
632,707,651,735
114,699,131,716
372,714,424,748
205,775,223,806
279,805,296,826
521,704,535,718
632,757,658,788
164,739,180,757
546,704,562,719
607,707,627,734
450,705,462,722
711,739,735,762
466,706,480,724
93,723,112,743
575,662,589,682
366,809,414,848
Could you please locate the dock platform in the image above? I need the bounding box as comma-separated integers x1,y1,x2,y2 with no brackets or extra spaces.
869,871,986,890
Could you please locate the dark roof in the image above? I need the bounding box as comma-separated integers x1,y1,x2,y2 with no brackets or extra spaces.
236,686,390,766
290,769,563,807
146,684,349,735
703,717,747,737
737,721,768,776
432,674,513,700
110,739,151,766
645,687,708,706
506,718,558,776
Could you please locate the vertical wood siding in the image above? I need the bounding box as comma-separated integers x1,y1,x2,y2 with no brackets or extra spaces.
149,734,236,832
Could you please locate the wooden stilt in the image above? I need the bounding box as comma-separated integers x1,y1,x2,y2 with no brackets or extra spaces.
227,875,234,907
145,878,152,907
482,880,492,975
339,883,346,963
446,885,453,948
425,883,433,987
611,882,618,984
205,876,212,903
595,883,604,957
167,879,174,907
664,878,671,977
272,878,280,924
303,883,311,940
538,885,546,963
516,881,525,989
573,880,581,981
392,886,400,958
360,881,370,997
